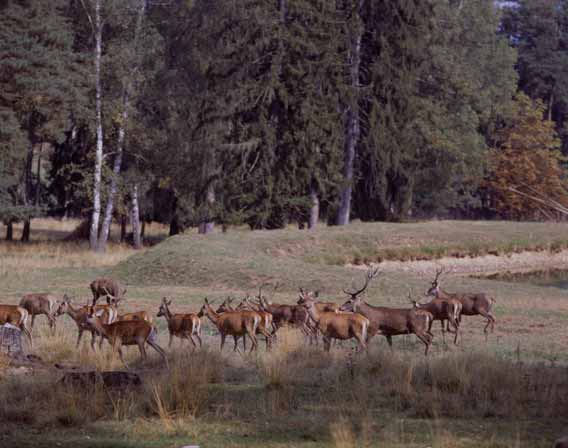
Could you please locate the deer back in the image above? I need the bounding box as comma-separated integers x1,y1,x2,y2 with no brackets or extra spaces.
0,304,29,328
19,293,58,316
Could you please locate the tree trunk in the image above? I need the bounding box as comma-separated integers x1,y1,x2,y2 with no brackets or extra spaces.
198,184,215,234
21,220,30,242
6,222,13,241
97,0,146,253
141,221,146,238
169,216,180,236
130,184,142,249
35,143,42,206
120,215,127,243
336,0,364,226
90,0,104,252
308,187,319,230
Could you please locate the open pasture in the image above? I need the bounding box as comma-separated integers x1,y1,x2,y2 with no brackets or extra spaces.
1,219,568,447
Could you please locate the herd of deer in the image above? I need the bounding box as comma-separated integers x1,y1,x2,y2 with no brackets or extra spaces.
0,269,496,368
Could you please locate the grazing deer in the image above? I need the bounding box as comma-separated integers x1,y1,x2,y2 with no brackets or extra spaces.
339,269,434,355
56,295,115,350
86,308,168,369
0,304,33,347
157,298,202,349
90,278,127,305
410,290,462,344
299,295,369,352
197,298,260,353
427,268,496,338
19,293,59,332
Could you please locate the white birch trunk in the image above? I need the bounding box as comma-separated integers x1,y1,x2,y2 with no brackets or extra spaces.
308,187,319,230
90,0,104,252
336,0,364,226
130,183,142,249
97,0,146,252
198,184,216,235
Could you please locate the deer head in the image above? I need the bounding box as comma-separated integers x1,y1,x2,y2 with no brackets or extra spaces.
197,297,215,318
426,268,444,297
157,297,172,317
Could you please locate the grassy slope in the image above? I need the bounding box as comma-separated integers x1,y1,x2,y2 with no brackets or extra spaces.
2,220,568,447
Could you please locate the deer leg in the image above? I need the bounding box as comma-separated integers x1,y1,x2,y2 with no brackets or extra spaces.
439,319,446,344
195,333,203,348
139,341,148,360
323,336,331,352
31,315,36,330
148,340,169,369
48,316,56,334
168,333,173,349
117,346,129,369
386,335,393,351
76,328,84,348
234,335,241,352
188,334,197,349
90,331,98,351
220,333,226,352
22,325,33,348
479,310,496,338
415,333,431,356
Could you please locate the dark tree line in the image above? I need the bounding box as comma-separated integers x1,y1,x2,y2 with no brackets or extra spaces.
1,0,567,249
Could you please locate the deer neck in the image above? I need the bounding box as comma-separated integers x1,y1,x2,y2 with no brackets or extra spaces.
163,305,173,322
88,317,108,337
305,305,320,323
64,303,84,322
204,305,221,326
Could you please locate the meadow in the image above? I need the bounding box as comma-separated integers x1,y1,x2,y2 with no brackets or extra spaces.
1,219,568,447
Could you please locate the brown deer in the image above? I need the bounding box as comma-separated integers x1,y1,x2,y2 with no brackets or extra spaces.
339,269,434,355
56,295,115,350
221,296,274,350
299,296,369,352
157,298,202,349
426,268,496,338
0,304,33,347
256,296,313,339
197,298,260,353
86,308,168,369
297,289,340,312
117,310,153,324
19,293,59,332
90,278,127,305
409,290,462,344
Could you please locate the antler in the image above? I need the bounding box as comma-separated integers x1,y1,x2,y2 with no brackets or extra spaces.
343,267,380,297
433,267,445,284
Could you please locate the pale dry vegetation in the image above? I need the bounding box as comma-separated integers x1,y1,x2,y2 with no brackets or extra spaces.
1,219,568,447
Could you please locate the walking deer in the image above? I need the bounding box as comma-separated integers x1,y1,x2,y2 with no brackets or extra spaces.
90,278,127,305
117,310,153,324
198,298,260,353
426,268,496,338
0,304,33,347
339,269,434,355
299,295,369,352
86,308,168,369
219,297,274,350
19,293,59,332
257,296,313,339
157,297,202,349
410,290,462,344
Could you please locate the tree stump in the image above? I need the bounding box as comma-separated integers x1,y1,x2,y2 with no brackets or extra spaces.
0,324,24,359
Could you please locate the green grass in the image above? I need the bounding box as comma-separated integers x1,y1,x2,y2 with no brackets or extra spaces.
2,219,568,447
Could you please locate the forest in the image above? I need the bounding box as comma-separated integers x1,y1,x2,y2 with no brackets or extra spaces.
1,0,568,251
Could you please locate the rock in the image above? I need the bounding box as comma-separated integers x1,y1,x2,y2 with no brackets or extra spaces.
0,324,25,359
58,370,142,390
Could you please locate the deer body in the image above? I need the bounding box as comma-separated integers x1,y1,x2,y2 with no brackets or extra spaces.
157,298,202,349
90,277,126,305
198,299,260,353
258,299,312,338
19,293,59,332
301,299,369,352
427,269,496,337
117,310,153,324
412,297,462,344
222,298,273,349
0,305,33,347
86,314,168,369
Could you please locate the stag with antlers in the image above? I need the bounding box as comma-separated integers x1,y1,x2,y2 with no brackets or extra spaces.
339,269,434,355
426,268,496,338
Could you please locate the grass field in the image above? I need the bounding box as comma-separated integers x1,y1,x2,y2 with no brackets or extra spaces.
1,219,568,447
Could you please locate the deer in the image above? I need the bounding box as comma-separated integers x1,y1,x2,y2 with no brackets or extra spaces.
56,295,116,350
297,289,340,313
339,269,434,355
220,296,274,350
156,297,202,349
0,304,33,347
86,308,168,369
299,295,370,352
90,277,127,305
19,293,59,333
197,298,260,353
409,290,462,345
256,296,314,340
426,268,496,338
117,310,153,324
